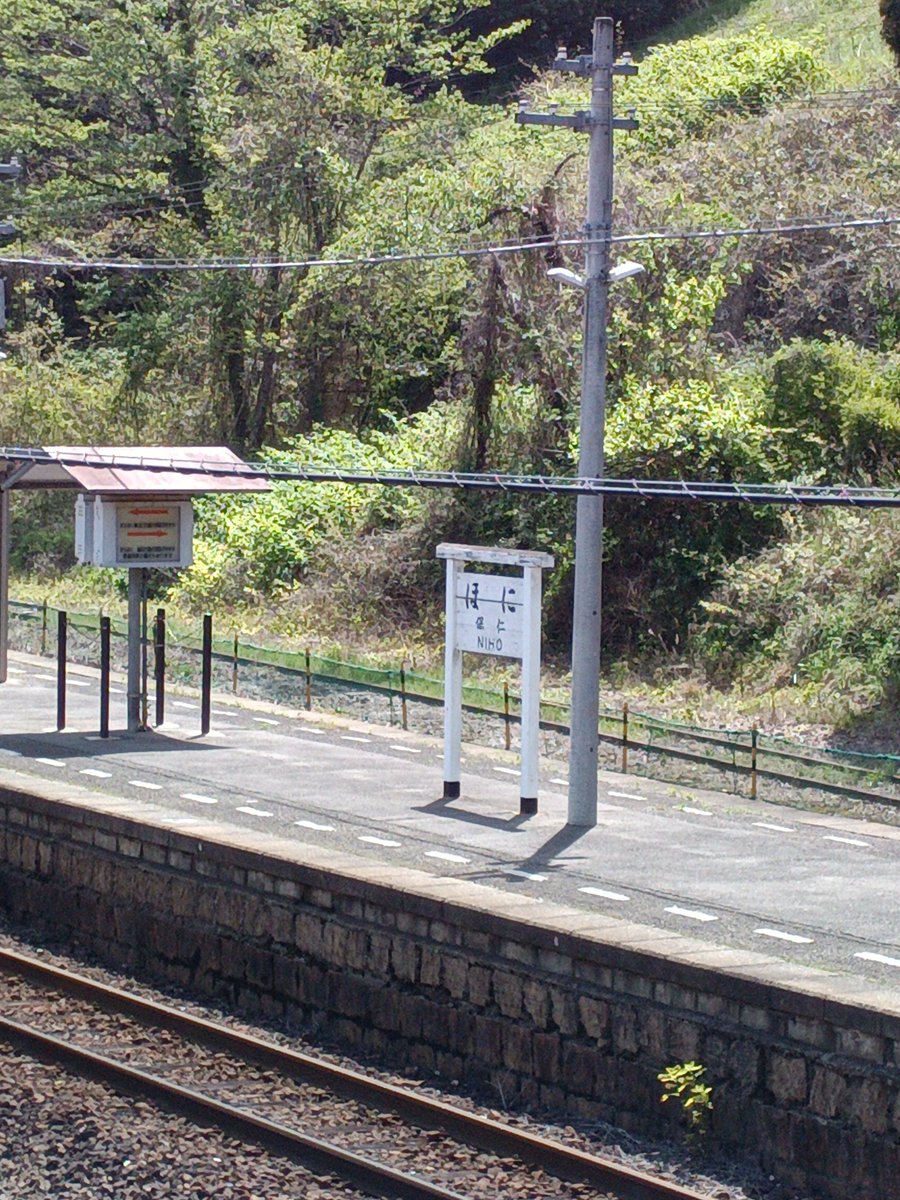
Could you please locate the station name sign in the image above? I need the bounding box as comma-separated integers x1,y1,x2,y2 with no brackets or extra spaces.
454,571,523,659
76,496,194,568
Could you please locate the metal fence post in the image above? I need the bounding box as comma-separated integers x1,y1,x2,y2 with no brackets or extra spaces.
622,702,629,774
200,614,212,735
503,681,511,751
41,598,48,656
305,649,312,710
154,608,166,727
232,631,239,694
99,616,111,738
400,662,408,731
750,726,758,799
56,609,67,731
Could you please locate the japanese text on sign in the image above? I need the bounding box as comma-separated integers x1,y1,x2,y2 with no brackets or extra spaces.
116,503,181,564
454,571,523,658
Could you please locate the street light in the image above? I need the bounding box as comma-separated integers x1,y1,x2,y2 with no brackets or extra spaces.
549,261,644,289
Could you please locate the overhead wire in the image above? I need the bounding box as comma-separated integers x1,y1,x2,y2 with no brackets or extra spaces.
1,445,899,508
0,213,896,272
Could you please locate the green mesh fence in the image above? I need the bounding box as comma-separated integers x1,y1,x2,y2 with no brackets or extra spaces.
6,599,899,809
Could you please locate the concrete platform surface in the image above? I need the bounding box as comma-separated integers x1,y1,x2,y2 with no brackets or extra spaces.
1,651,898,989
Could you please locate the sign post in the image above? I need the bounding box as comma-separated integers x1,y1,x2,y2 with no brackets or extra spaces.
437,544,553,814
78,497,195,731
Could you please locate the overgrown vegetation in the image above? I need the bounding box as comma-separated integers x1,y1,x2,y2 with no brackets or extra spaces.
0,0,897,743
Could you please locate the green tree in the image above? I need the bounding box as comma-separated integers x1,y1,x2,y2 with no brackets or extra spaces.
0,0,521,444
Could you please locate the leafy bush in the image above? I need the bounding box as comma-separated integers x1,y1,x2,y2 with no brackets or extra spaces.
172,403,463,606
534,29,824,159
762,339,900,479
692,508,900,710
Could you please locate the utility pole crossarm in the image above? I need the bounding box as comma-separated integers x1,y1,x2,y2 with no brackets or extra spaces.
515,108,638,132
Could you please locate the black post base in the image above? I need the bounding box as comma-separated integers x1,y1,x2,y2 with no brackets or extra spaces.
519,796,538,816
443,781,460,800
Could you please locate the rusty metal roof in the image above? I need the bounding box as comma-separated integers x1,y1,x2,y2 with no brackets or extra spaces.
1,446,271,494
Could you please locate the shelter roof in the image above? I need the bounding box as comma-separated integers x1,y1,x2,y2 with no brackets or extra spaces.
0,446,270,494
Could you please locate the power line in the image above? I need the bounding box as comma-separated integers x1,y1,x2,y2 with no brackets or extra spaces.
2,445,899,508
0,214,896,273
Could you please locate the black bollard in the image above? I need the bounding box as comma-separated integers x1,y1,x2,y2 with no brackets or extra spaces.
200,613,212,735
154,608,166,727
56,610,67,732
99,616,111,738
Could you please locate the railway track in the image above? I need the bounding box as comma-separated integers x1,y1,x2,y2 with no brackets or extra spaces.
0,945,706,1200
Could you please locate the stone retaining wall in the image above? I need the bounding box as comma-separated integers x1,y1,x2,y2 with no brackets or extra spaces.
0,771,897,1199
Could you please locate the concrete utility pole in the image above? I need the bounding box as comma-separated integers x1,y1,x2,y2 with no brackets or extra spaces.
0,158,21,686
517,17,637,827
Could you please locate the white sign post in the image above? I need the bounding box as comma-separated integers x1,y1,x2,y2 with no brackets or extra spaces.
437,543,554,815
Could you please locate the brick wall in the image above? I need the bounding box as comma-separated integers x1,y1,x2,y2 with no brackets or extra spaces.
0,772,897,1199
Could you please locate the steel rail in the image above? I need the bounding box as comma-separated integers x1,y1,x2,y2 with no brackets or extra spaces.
0,945,706,1200
0,1012,466,1200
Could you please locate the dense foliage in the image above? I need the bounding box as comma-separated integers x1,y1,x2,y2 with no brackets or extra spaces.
0,0,898,716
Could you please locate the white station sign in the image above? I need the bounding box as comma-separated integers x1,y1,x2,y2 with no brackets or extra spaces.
454,571,523,659
76,496,194,568
437,543,554,813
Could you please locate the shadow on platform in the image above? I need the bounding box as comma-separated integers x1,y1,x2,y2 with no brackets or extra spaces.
0,728,219,762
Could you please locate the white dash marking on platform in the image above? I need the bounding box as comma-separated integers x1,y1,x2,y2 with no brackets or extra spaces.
252,717,280,726
236,805,273,817
608,790,642,801
80,769,112,779
854,951,900,968
390,745,421,754
665,905,718,923
580,886,629,902
426,851,470,864
358,835,401,847
342,735,371,743
129,779,162,791
35,757,66,768
683,806,713,817
823,835,870,848
68,679,91,688
212,709,237,718
550,777,568,786
295,819,335,832
503,868,547,882
299,727,327,736
173,701,197,710
182,792,218,805
36,674,57,683
0,748,21,757
109,687,124,695
493,766,520,777
753,822,795,833
754,927,813,944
